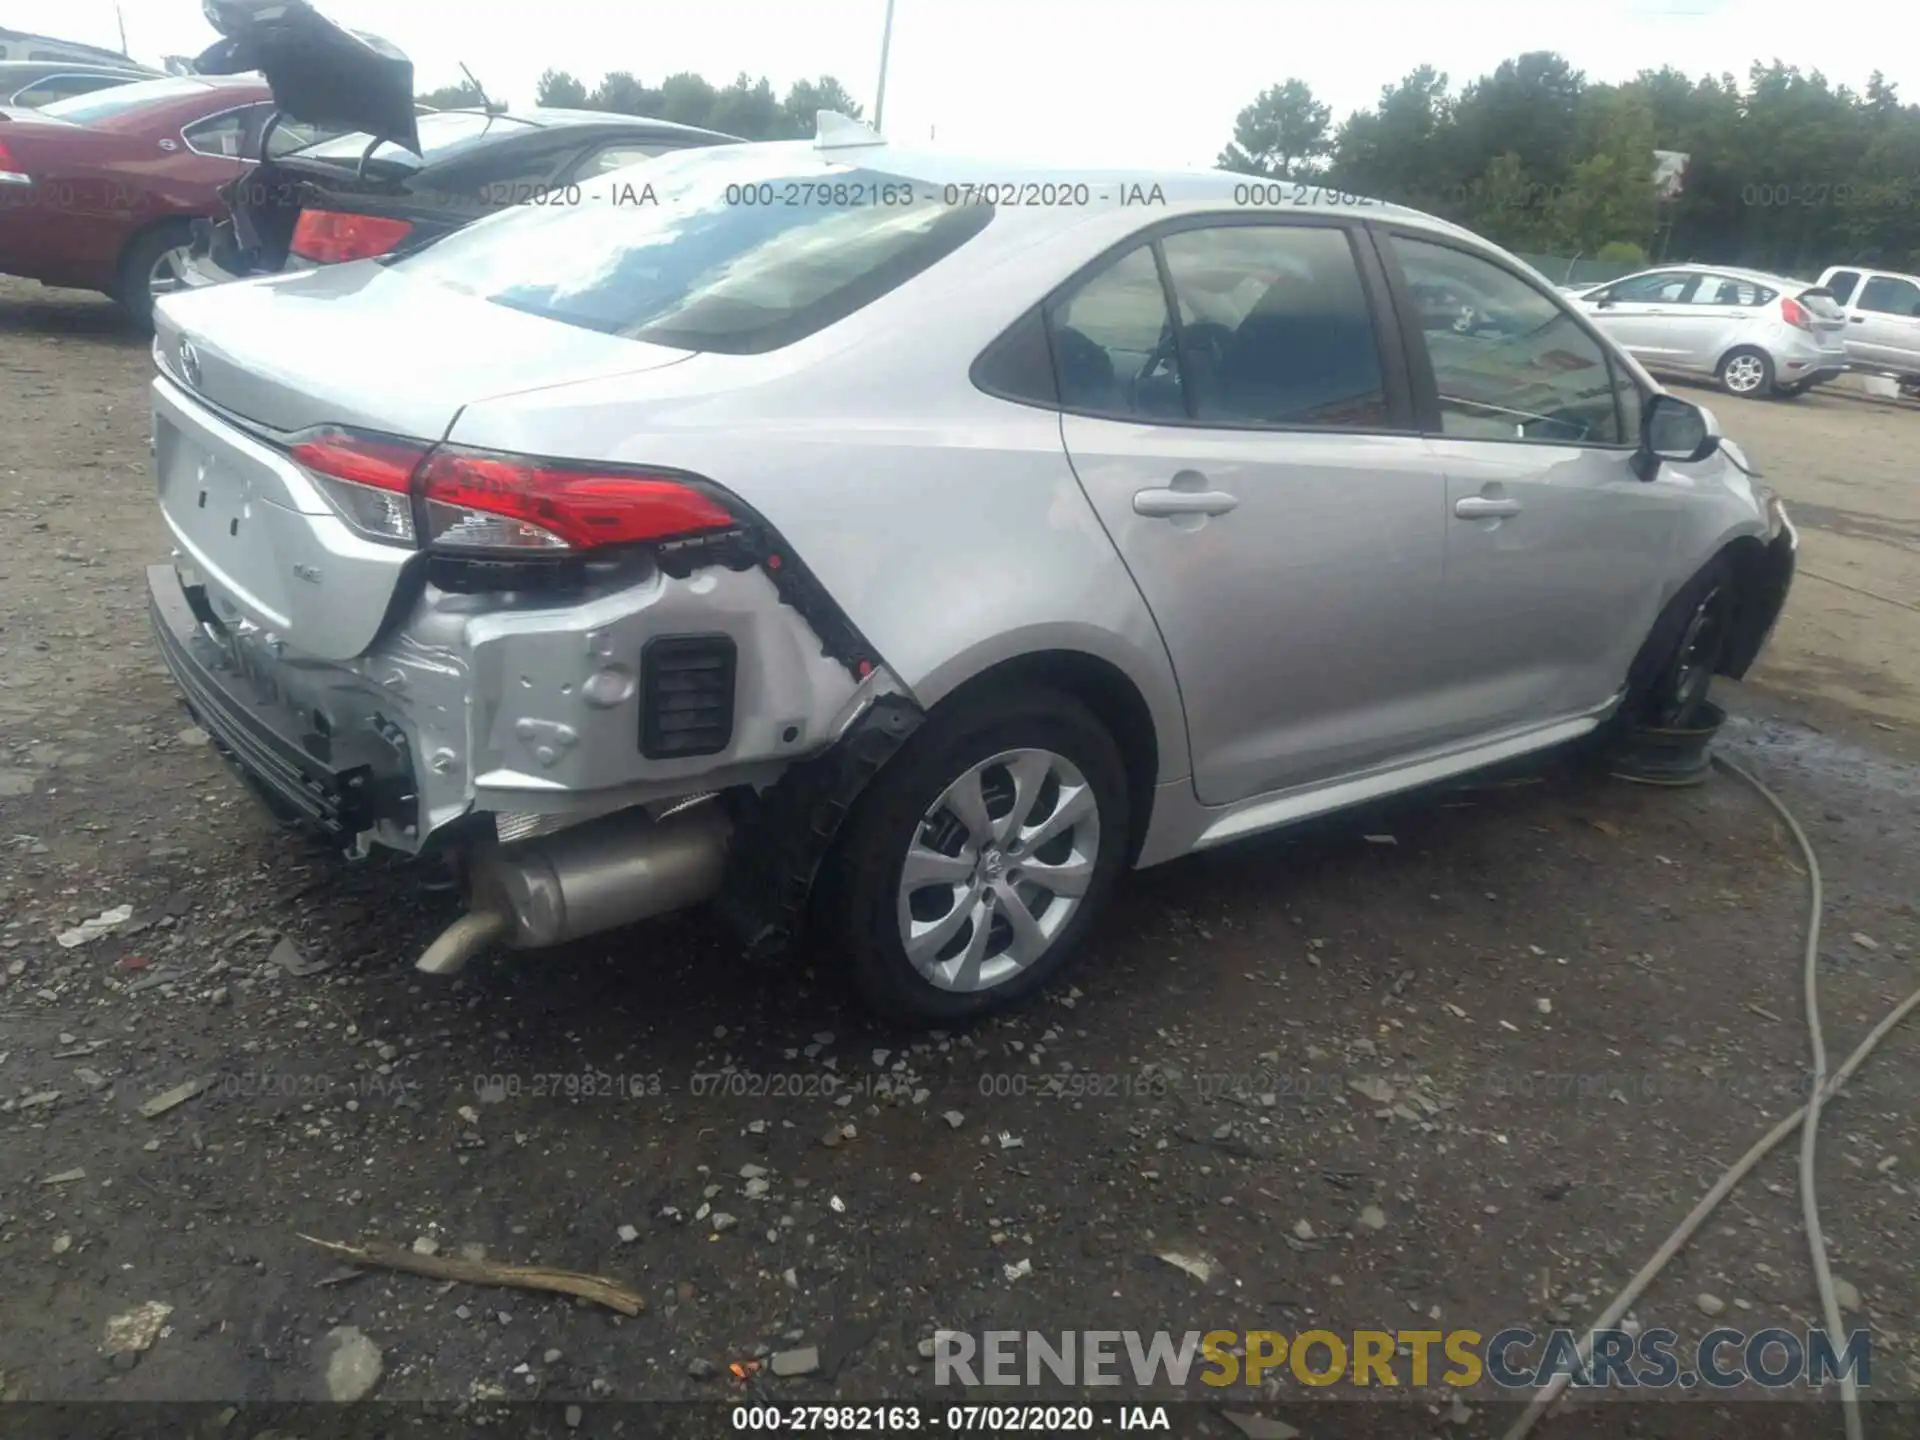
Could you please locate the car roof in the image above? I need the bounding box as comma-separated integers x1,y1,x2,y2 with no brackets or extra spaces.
692,136,1441,228
0,27,143,65
1633,261,1804,289
0,60,153,79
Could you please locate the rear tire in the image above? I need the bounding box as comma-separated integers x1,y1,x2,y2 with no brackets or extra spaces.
815,685,1129,1027
116,221,195,332
1716,346,1773,398
1615,555,1738,732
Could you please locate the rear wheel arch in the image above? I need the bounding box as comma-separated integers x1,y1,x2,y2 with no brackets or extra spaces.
919,649,1161,863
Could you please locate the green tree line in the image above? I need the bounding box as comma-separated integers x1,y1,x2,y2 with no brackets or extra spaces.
1218,54,1920,277
417,71,862,141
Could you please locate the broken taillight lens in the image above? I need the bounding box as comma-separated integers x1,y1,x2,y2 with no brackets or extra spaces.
289,426,429,544
416,447,738,553
289,209,415,264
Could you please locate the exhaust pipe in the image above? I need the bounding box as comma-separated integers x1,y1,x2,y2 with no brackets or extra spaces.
417,909,507,976
414,801,732,975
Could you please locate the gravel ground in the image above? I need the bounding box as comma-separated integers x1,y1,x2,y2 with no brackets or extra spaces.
1,278,1916,1432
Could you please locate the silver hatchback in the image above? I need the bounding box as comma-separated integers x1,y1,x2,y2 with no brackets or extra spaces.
1572,264,1849,398
144,129,1797,1025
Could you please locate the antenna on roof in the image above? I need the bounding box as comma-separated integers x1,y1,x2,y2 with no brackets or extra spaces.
815,111,885,149
460,62,508,115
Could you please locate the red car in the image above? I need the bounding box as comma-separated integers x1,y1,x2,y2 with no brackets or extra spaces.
0,73,335,325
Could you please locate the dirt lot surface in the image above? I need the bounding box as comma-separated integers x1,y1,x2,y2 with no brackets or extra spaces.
1,277,1917,1434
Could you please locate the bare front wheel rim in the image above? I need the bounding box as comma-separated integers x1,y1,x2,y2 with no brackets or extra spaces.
149,246,191,301
1723,354,1766,393
896,746,1101,993
1660,585,1725,724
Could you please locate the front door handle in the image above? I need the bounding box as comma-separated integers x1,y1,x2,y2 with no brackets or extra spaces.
1455,495,1521,519
1850,315,1866,324
1135,487,1239,518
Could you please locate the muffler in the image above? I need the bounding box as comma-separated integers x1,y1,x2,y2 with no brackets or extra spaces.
415,801,733,975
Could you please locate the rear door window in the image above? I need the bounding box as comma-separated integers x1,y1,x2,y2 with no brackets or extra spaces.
395,148,994,354
1045,245,1180,418
1158,224,1389,427
1690,275,1770,306
1824,270,1861,304
1605,271,1698,304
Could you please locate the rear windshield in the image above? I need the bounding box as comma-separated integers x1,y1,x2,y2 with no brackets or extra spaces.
39,75,213,123
1796,287,1846,320
393,147,995,354
286,110,541,170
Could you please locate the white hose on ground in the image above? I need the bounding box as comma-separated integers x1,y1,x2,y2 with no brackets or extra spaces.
1732,753,1861,1440
1498,751,1918,1440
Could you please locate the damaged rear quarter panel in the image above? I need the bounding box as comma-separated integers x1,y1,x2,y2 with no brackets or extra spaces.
441,241,1190,790
458,562,876,806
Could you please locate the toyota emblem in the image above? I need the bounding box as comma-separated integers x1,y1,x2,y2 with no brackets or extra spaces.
178,339,202,390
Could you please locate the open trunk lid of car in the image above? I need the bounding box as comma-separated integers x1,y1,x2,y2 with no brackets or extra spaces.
1792,285,1849,337
151,263,698,659
194,0,419,155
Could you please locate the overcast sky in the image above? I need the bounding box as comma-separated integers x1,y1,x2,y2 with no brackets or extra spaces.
16,0,1918,167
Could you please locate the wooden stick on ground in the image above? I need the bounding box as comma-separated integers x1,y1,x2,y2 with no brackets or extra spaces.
298,1235,646,1315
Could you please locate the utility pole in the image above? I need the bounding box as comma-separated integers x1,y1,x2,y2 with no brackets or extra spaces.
872,0,896,131
116,4,130,56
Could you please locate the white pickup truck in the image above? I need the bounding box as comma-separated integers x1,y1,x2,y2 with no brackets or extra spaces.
1817,265,1920,388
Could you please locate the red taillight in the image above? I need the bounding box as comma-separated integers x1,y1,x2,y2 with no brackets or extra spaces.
286,428,737,554
1780,296,1811,330
418,448,738,552
289,209,415,264
290,428,428,493
289,427,430,545
0,138,26,179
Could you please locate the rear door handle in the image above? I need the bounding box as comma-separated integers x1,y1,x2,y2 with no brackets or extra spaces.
1134,488,1239,518
1455,496,1521,519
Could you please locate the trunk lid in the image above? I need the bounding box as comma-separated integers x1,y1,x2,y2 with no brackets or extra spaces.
193,0,420,155
152,260,696,437
151,264,698,658
1794,286,1848,333
1792,286,1849,357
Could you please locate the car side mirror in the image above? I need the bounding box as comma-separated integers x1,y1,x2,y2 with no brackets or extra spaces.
1634,393,1721,480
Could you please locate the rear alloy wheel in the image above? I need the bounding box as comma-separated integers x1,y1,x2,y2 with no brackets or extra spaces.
1716,347,1773,398
898,747,1100,993
821,687,1128,1025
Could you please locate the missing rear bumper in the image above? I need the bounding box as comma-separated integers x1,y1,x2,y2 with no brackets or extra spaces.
147,564,420,846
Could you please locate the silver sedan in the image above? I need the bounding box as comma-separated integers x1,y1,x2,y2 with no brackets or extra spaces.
143,134,1798,1023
